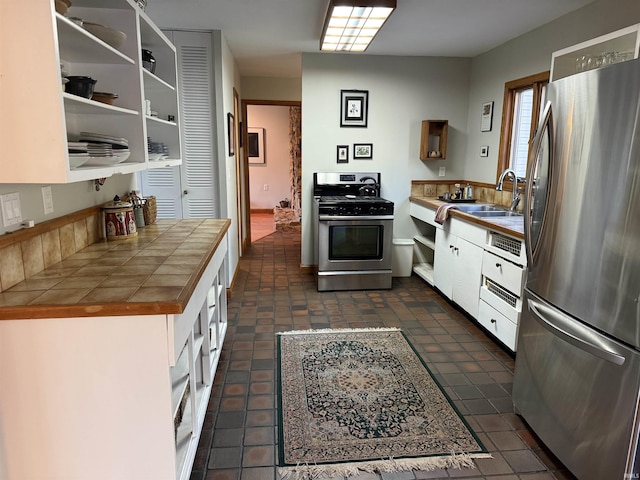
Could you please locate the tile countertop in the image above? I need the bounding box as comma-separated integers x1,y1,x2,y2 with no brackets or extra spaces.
0,219,231,320
410,196,524,239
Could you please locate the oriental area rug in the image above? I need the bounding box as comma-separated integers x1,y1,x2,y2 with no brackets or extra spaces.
277,328,490,479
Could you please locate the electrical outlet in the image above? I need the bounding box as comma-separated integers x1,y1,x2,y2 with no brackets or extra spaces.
263,184,269,191
439,167,446,177
0,192,23,228
42,186,54,215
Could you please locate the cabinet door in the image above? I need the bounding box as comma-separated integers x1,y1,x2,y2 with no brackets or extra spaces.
452,237,483,319
434,228,454,299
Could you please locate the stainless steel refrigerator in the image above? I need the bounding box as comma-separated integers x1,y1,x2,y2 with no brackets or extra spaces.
513,58,640,480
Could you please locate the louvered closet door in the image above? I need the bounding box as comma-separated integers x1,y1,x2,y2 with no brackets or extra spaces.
140,31,218,219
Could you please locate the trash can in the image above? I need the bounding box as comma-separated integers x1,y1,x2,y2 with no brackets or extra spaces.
392,238,414,277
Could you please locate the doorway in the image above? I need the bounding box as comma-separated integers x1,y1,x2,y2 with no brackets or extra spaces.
241,100,301,248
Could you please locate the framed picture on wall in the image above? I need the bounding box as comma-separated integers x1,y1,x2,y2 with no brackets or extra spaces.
248,127,266,164
340,90,369,127
337,145,349,163
481,101,493,132
227,113,235,156
353,143,373,159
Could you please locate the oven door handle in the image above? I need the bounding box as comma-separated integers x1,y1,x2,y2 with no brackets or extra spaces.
318,215,394,221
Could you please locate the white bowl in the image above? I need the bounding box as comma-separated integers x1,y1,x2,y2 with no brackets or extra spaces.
83,22,127,50
69,156,89,169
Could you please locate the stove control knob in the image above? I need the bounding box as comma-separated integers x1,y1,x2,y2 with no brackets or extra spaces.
369,206,378,214
353,207,362,214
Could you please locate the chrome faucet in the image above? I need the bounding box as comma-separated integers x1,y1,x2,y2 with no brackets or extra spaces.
496,168,522,211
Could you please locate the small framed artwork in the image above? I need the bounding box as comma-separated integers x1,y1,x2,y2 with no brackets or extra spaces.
337,145,349,163
227,113,235,156
353,143,373,159
480,145,489,157
481,101,493,132
248,127,265,164
340,89,369,127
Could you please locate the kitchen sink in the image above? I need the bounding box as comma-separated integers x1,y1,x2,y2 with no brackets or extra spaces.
470,210,523,217
454,204,523,217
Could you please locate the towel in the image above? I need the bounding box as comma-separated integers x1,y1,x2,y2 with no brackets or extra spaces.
435,204,458,225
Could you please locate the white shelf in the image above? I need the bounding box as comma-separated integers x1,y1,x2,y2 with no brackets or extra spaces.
56,14,135,65
414,234,435,250
413,263,434,285
170,345,190,418
63,93,140,115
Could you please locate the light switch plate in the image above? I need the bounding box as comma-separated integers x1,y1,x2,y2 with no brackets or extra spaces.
1,192,23,227
439,167,446,177
42,186,54,215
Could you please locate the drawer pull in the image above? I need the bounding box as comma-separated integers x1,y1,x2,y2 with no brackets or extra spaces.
495,262,502,268
490,319,497,324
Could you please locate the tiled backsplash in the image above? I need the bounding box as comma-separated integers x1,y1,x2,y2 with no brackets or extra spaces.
0,207,101,293
411,180,526,211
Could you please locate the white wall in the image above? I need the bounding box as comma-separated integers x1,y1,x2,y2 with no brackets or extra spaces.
0,177,134,236
464,0,640,183
248,105,290,210
212,30,241,283
300,53,472,266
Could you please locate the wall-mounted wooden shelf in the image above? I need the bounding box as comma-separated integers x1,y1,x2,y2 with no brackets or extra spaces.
420,120,448,160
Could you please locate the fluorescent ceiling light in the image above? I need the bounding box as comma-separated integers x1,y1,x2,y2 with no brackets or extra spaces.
320,0,397,52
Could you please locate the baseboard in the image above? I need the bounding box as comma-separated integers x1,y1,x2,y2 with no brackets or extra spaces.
251,209,273,214
300,264,317,274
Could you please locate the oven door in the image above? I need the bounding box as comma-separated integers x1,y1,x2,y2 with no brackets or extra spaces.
318,216,393,272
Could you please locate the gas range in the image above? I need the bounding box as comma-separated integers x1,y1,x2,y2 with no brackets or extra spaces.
317,195,394,216
314,172,394,217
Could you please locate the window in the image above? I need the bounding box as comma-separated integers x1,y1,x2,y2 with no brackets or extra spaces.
497,72,549,183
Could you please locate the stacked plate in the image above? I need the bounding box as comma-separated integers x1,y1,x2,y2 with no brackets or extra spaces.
77,132,131,166
148,137,169,161
68,141,89,169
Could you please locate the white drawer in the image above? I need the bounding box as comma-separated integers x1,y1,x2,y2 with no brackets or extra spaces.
478,300,518,352
482,250,525,294
450,217,487,247
485,230,526,266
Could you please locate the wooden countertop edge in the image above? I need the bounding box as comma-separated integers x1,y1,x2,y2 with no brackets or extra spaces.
0,219,232,321
409,196,524,239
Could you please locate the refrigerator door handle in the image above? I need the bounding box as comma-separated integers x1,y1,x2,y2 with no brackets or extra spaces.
528,298,626,366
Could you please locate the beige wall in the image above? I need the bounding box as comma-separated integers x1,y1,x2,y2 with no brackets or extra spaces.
463,0,640,183
241,77,301,101
247,105,291,210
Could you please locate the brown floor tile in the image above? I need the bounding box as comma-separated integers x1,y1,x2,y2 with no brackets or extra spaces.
193,230,576,480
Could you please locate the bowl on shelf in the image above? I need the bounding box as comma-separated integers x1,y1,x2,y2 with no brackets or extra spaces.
83,22,127,50
69,156,89,169
54,0,71,15
91,91,118,105
65,76,97,99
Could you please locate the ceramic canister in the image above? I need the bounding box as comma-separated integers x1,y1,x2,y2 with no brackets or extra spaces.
103,199,138,240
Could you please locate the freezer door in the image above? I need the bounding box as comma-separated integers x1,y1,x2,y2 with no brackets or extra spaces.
525,58,640,348
514,289,640,480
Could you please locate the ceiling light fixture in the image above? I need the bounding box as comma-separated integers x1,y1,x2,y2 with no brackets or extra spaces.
320,0,397,53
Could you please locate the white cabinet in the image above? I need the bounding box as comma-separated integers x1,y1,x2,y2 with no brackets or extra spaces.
0,0,181,184
434,227,484,319
551,23,640,81
479,230,526,351
0,233,227,480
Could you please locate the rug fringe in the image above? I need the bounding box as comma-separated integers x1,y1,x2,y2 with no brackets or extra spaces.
278,452,493,479
277,327,401,336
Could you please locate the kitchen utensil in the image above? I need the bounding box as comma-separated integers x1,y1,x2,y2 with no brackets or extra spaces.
65,76,97,99
83,22,127,50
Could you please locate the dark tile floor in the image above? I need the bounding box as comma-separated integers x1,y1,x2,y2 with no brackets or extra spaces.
189,230,577,480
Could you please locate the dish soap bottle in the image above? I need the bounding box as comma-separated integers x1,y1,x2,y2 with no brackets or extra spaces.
454,184,463,200
465,183,473,199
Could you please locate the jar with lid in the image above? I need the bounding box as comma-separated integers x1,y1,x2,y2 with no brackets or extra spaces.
454,183,463,199
464,183,473,199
